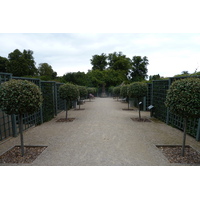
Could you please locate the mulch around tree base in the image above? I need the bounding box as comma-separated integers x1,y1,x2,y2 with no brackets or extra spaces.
0,146,47,164
122,108,135,111
56,118,75,122
131,118,151,122
74,108,85,110
157,145,200,164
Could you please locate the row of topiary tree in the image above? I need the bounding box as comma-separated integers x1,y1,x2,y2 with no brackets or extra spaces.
0,80,96,157
112,78,200,156
113,82,147,120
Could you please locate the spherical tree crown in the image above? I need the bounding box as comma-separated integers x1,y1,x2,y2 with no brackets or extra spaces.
59,83,79,101
78,86,88,98
120,85,129,97
113,86,121,96
165,78,200,118
0,79,43,115
127,82,147,98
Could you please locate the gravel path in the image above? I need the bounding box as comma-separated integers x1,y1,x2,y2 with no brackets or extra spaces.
1,97,200,166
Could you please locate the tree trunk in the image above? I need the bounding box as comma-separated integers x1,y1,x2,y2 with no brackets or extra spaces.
181,118,187,157
19,114,25,157
138,98,141,120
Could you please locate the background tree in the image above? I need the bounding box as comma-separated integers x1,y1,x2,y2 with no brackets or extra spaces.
149,74,161,81
59,83,79,119
90,53,108,71
0,56,9,72
127,82,147,120
38,63,57,80
107,52,131,78
130,56,149,81
165,78,200,156
0,80,43,156
7,49,37,76
62,72,88,86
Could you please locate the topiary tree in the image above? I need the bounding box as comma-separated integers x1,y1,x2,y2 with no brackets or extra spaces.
0,79,43,156
127,82,147,120
113,86,121,101
120,85,130,109
165,77,200,156
59,83,79,119
77,86,88,109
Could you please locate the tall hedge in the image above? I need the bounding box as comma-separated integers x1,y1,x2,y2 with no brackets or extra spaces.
165,78,200,156
0,79,43,156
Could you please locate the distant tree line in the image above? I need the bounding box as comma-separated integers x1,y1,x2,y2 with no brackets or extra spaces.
62,52,149,93
0,49,57,80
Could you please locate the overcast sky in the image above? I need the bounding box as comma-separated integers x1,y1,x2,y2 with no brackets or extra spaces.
0,33,200,78
1,1,200,79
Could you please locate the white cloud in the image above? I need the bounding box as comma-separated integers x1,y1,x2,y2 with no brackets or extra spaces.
0,33,200,77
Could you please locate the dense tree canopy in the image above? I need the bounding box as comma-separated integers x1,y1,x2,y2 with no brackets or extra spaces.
38,63,57,79
7,49,38,76
0,56,8,72
90,53,108,71
130,56,149,82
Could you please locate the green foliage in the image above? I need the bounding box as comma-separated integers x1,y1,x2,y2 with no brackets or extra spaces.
165,78,200,118
0,79,43,115
62,71,88,86
7,49,37,76
38,63,57,79
0,56,9,72
87,87,96,95
127,82,147,98
120,85,129,98
130,56,149,82
90,53,108,70
78,86,88,98
113,86,121,97
59,83,79,101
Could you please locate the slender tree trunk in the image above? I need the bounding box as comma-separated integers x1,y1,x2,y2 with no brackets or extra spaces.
19,114,25,157
138,98,141,120
181,118,187,157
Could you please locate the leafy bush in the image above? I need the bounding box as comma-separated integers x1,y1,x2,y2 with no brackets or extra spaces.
78,86,88,99
165,77,200,156
127,82,147,119
0,79,43,156
120,85,129,98
165,78,200,118
59,83,79,119
0,79,43,115
127,82,147,99
113,86,121,100
59,83,79,102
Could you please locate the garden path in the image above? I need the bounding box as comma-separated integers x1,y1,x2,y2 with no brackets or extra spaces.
1,97,200,165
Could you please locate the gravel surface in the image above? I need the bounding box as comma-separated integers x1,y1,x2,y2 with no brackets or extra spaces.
1,98,200,166
157,145,200,164
0,146,47,163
